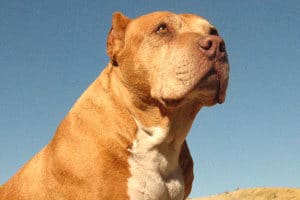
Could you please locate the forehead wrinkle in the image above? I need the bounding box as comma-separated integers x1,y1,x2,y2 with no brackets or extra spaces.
164,15,182,29
128,13,183,35
179,15,213,34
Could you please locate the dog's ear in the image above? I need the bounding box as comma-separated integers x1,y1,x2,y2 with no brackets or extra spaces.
107,12,131,66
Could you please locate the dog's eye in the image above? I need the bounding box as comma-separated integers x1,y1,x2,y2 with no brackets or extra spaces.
156,24,169,34
209,28,219,36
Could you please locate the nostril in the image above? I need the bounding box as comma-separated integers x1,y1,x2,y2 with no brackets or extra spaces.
206,40,212,50
199,39,213,50
219,41,226,52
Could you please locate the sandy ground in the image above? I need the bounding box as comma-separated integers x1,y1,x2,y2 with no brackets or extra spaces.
190,188,300,200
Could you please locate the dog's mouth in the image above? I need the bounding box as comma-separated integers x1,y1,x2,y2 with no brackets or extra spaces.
197,61,229,104
153,60,229,109
160,67,227,108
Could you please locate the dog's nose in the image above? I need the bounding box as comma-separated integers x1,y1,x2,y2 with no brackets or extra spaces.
199,35,226,59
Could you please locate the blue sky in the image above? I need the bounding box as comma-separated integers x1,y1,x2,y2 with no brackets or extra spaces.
0,0,299,198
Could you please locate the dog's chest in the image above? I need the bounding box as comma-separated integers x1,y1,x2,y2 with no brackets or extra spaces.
127,124,185,200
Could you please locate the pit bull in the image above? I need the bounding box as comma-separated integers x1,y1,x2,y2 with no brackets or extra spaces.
0,11,229,200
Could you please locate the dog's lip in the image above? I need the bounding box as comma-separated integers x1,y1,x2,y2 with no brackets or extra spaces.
214,63,229,104
198,69,219,88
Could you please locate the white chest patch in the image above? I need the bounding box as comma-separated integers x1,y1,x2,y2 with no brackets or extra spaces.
127,120,185,200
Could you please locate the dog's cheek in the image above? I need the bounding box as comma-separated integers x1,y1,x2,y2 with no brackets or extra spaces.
151,46,203,101
117,51,152,97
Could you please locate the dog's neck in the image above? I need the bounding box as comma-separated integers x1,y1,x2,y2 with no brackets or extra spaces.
105,64,202,149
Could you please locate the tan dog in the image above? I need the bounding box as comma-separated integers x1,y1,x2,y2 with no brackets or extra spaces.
0,11,229,200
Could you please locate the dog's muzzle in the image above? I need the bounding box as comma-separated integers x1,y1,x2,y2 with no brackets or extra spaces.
199,35,229,104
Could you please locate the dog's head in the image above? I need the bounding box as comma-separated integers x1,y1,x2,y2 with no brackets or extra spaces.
107,11,229,108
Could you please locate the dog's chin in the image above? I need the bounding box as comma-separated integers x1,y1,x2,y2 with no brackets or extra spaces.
158,84,219,109
158,90,218,109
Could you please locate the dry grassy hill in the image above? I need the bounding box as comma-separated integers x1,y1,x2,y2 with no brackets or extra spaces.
192,188,300,200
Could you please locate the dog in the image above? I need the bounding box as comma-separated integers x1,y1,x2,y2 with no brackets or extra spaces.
0,11,229,200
